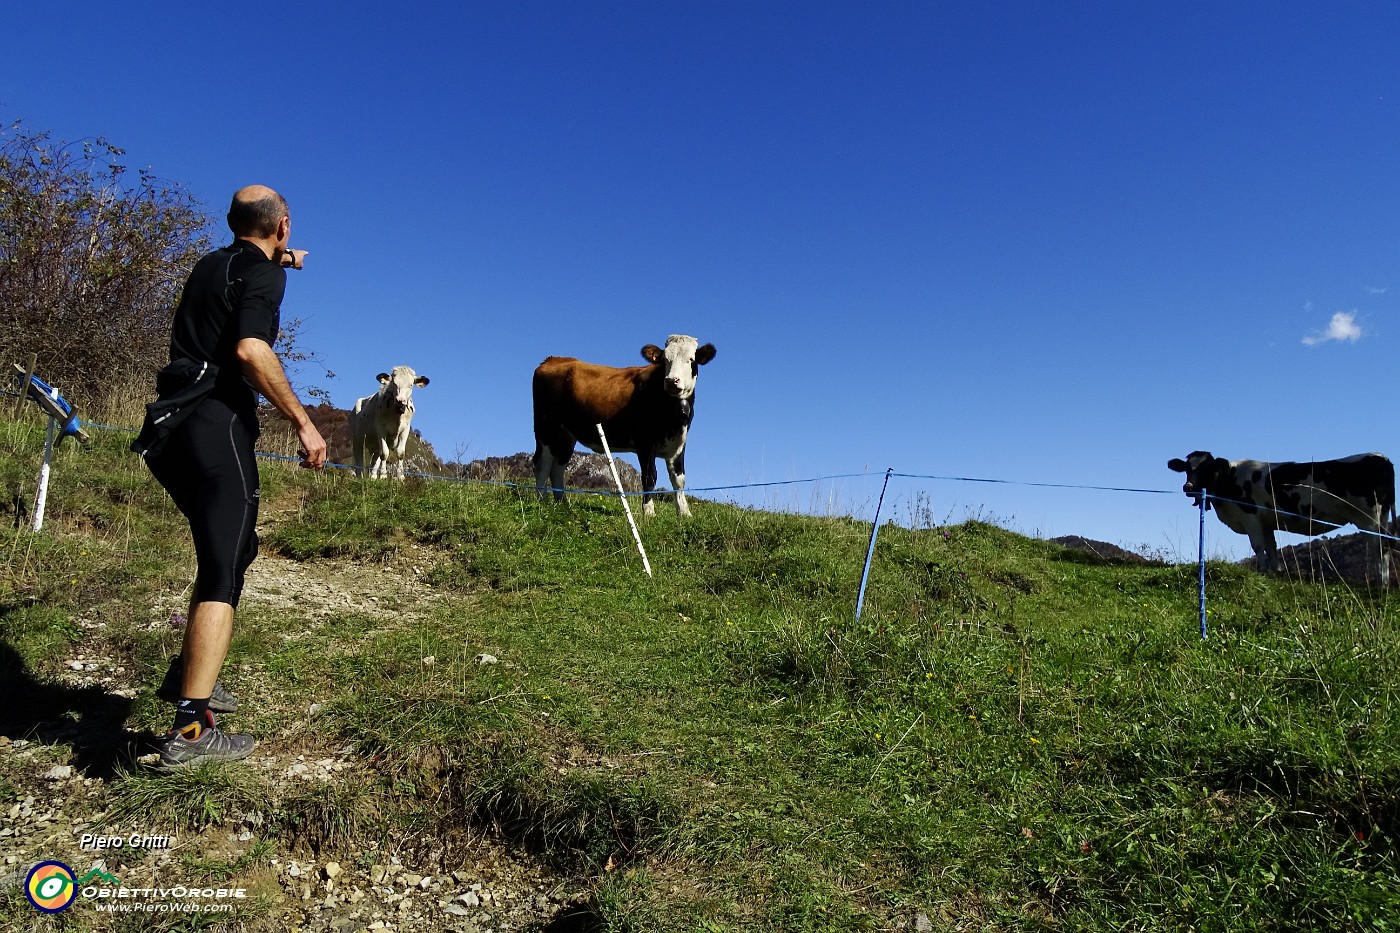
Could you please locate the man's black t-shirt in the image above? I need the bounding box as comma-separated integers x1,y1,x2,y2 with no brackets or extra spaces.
168,239,284,427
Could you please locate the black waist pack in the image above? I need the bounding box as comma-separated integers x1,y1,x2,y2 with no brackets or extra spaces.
130,358,219,459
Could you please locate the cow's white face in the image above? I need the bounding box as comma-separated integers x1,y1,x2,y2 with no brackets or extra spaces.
641,335,716,399
377,366,430,414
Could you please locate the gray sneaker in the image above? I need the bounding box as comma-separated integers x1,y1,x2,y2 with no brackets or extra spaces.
155,720,256,771
156,656,239,712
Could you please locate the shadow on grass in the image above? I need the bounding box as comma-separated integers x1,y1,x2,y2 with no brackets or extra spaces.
0,641,147,779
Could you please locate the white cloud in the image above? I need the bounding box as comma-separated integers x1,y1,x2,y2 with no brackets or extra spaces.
1302,310,1363,346
1366,286,1388,295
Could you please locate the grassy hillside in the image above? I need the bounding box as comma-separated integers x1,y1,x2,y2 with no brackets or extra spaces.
2,414,1398,931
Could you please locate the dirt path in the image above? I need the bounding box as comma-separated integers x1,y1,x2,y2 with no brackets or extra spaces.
1,507,579,932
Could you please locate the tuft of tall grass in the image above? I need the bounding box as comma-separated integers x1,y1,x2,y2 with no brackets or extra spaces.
105,762,268,831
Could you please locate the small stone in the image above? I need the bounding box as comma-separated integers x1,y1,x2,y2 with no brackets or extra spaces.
42,765,74,781
324,862,342,880
475,653,499,665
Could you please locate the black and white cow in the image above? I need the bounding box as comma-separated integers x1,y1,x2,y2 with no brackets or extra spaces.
1167,450,1394,585
533,335,716,516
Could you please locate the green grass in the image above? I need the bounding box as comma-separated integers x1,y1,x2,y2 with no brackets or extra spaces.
2,412,1398,930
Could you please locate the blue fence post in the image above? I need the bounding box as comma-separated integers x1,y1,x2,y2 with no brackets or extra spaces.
1198,491,1208,640
855,468,894,623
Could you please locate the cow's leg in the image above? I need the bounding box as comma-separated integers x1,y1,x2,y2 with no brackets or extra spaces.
550,454,568,503
392,427,409,481
1381,522,1390,588
639,454,659,517
1252,529,1279,574
1374,532,1389,587
533,443,553,500
1362,511,1389,587
349,412,366,478
534,425,575,504
666,450,690,517
535,440,572,504
372,438,391,479
1245,530,1267,572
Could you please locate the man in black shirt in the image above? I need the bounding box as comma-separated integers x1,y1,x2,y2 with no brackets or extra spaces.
140,185,327,769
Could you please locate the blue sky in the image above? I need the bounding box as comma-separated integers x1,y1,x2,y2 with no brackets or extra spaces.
6,2,1398,559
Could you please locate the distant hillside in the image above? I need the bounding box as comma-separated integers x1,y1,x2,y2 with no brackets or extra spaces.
1273,531,1398,587
1049,535,1159,565
454,450,644,493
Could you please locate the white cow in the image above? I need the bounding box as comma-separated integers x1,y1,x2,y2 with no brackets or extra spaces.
350,366,430,479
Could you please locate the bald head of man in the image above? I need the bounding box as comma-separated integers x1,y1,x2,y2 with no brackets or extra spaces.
227,185,289,239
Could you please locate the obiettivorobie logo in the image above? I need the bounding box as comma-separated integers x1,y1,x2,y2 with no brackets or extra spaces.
25,861,120,913
23,857,246,916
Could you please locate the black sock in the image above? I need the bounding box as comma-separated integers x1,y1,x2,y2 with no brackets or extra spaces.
171,697,212,738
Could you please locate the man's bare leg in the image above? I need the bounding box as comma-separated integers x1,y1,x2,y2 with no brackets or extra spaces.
157,598,254,769
180,600,234,699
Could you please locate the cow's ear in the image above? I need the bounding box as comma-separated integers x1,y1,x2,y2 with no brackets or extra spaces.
1167,459,1187,472
415,376,430,387
641,345,664,363
377,373,390,385
695,343,716,365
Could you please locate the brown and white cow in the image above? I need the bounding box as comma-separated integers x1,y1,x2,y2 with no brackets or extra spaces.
1167,451,1394,585
350,366,430,480
533,335,716,516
